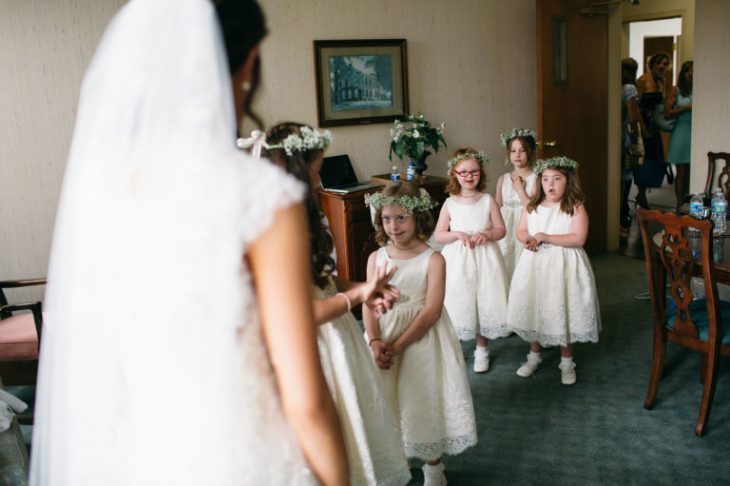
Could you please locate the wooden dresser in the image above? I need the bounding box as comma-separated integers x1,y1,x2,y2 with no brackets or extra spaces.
318,175,448,283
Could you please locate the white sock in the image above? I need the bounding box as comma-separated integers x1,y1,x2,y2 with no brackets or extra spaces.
475,345,489,358
560,356,574,367
528,351,541,361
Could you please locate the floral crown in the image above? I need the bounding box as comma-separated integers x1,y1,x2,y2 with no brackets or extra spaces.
268,127,332,156
499,128,537,147
364,188,437,216
446,150,490,172
533,156,579,175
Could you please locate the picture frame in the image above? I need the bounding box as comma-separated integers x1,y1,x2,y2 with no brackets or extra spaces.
314,39,409,127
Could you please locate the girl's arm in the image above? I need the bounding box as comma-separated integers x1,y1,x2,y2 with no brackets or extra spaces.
362,251,394,370
516,207,538,251
514,175,532,205
433,202,471,247
248,204,348,486
636,74,647,98
533,204,589,248
495,174,505,207
626,90,645,133
471,197,507,245
312,265,398,324
664,86,691,119
390,252,446,354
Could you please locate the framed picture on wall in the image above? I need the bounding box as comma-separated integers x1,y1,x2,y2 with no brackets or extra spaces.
314,39,409,127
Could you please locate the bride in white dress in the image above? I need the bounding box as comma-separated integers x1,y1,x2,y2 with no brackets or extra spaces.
30,1,348,485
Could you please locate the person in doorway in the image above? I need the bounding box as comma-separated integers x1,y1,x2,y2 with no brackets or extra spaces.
635,51,672,209
666,60,693,208
620,57,644,236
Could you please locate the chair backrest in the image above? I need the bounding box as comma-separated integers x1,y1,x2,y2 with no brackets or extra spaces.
636,208,721,344
704,152,730,199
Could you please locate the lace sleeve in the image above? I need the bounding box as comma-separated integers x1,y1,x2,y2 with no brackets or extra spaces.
238,156,306,248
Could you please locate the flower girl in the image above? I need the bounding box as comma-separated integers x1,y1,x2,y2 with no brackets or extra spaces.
264,122,411,486
434,148,510,373
364,182,477,486
507,156,601,385
495,128,538,278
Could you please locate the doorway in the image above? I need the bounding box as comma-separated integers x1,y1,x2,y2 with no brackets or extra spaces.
627,16,684,212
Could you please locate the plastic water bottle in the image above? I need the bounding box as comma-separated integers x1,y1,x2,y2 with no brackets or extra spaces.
689,193,705,219
712,189,727,235
390,165,400,182
406,161,416,181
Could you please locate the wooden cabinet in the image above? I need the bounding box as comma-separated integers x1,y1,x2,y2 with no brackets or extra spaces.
318,176,448,283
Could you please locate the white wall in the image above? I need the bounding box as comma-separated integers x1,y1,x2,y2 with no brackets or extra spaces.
0,0,125,300
255,0,537,186
0,0,537,293
690,0,730,193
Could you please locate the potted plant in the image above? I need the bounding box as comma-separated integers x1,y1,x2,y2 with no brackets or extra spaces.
388,113,446,175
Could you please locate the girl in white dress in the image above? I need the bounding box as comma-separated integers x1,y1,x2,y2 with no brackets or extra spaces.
495,128,538,278
507,157,601,385
30,1,348,485
265,122,412,486
434,149,510,373
364,182,477,486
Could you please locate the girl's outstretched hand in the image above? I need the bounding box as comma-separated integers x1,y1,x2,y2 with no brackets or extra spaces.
360,264,400,317
524,235,539,251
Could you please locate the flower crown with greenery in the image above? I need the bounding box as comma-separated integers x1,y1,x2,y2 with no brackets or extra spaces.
499,128,537,147
533,156,579,175
364,188,437,216
268,127,333,156
446,150,490,172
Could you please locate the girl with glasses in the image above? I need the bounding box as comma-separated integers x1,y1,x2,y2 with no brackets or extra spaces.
434,148,510,374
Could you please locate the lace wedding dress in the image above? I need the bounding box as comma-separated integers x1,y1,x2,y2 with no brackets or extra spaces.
31,1,316,484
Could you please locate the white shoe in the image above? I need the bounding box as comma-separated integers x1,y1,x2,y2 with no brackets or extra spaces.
473,354,490,373
516,353,542,377
422,463,447,486
560,361,577,385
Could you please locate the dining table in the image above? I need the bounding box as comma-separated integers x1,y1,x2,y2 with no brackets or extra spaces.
652,216,730,284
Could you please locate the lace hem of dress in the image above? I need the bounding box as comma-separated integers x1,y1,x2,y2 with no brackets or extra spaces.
376,469,413,486
454,323,512,341
404,433,477,460
512,329,600,347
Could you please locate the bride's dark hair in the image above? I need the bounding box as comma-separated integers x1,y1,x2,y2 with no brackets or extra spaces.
214,0,267,128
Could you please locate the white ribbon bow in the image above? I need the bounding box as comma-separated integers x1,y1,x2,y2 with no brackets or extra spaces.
236,130,269,159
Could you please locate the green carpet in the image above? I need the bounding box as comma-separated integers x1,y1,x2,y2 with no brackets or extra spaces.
412,252,730,485
3,253,729,485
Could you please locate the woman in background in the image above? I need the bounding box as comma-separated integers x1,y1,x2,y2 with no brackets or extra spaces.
635,51,671,209
620,57,643,236
666,60,693,208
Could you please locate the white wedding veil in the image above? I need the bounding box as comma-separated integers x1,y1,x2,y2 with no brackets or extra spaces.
30,0,311,484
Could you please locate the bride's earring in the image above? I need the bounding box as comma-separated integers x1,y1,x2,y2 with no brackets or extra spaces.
240,80,252,92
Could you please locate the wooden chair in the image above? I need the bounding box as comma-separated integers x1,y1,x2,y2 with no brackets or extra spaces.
636,208,730,436
0,278,45,387
704,151,730,199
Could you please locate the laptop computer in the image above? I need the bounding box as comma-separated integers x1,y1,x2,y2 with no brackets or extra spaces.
319,154,380,194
